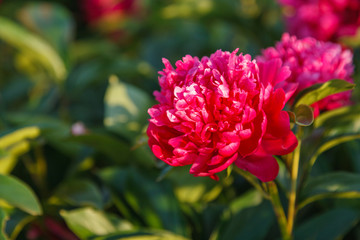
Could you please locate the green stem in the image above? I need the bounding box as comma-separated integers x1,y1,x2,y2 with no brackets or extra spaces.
234,167,270,199
267,181,291,240
287,130,302,236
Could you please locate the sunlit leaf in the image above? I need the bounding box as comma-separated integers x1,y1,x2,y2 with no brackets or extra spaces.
18,2,74,64
0,143,27,175
61,207,133,239
104,75,153,140
0,127,40,174
299,172,360,210
294,208,359,240
0,17,67,82
0,174,42,215
0,127,40,150
294,79,355,108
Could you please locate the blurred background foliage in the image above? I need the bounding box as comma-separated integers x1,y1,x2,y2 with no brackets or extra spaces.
0,0,360,239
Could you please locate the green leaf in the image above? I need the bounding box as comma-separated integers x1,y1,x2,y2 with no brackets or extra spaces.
18,2,74,64
66,133,131,164
275,158,291,192
228,190,263,213
340,27,360,47
54,179,104,209
87,230,189,240
132,129,158,168
294,79,355,108
69,40,117,63
104,75,153,140
314,104,360,136
5,113,81,157
0,174,42,215
300,103,360,176
306,133,360,171
0,127,40,174
315,104,360,127
126,169,187,236
99,167,188,236
288,104,314,126
212,201,274,240
0,127,40,149
0,17,67,82
0,208,9,240
294,208,359,240
98,168,135,223
3,209,34,240
165,166,222,203
156,165,174,182
299,172,360,210
60,207,133,239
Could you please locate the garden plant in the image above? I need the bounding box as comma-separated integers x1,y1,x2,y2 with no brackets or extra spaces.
0,0,360,239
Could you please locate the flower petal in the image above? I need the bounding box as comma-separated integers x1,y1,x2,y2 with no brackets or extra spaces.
235,154,279,182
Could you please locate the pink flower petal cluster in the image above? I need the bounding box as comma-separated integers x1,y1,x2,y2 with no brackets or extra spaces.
83,0,138,24
82,0,144,41
257,33,354,116
147,49,298,182
279,0,360,42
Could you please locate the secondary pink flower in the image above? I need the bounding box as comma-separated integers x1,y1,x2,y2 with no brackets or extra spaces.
147,50,297,182
279,0,360,42
83,0,138,23
82,0,143,40
257,33,354,116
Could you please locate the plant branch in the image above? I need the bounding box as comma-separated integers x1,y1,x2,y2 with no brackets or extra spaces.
234,167,270,199
287,130,302,235
267,181,291,240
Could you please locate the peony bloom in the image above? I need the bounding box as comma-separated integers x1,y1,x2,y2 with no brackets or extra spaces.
82,0,143,39
257,33,354,116
147,50,298,182
278,0,360,42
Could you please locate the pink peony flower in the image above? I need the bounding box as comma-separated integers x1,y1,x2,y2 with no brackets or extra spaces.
147,50,298,182
83,0,138,23
27,217,78,240
279,0,360,42
257,33,354,116
82,0,143,40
